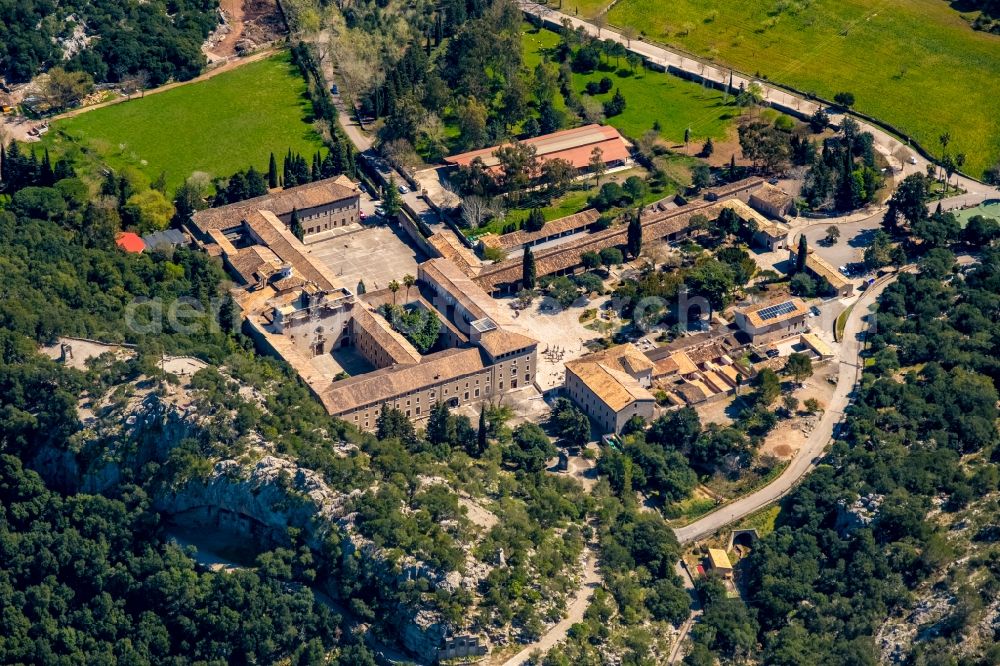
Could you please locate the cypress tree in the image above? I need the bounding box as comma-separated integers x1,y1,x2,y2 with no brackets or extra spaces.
268,152,279,189
312,152,321,182
293,154,310,184
356,279,366,295
290,207,304,240
321,151,337,178
41,149,54,185
283,150,295,187
0,143,6,189
796,235,808,273
522,246,537,289
627,208,642,258
477,406,488,456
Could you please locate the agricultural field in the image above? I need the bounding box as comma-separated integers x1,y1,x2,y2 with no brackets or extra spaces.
39,52,325,193
524,25,738,146
604,0,1000,176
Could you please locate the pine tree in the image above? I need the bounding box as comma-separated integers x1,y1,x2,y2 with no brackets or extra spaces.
796,235,808,273
522,246,537,289
525,208,546,232
290,207,304,240
627,208,642,258
427,401,452,446
268,152,279,189
245,167,267,198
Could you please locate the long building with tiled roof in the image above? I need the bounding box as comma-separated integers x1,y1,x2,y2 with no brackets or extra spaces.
444,124,630,174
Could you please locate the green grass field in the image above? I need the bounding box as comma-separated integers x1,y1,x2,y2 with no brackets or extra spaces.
605,0,1000,176
41,52,325,193
524,25,737,145
553,0,612,20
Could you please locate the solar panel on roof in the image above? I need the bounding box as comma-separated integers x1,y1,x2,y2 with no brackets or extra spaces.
757,301,797,321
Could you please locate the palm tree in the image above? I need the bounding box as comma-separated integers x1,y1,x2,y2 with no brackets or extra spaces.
403,274,415,300
938,132,951,185
388,280,400,304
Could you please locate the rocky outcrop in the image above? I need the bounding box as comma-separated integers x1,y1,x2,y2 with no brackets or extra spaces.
157,454,454,662
32,380,472,664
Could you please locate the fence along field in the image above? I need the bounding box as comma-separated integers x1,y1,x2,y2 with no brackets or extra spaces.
601,0,1000,177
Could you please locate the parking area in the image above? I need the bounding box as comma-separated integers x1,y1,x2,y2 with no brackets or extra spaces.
304,224,428,291
800,214,882,270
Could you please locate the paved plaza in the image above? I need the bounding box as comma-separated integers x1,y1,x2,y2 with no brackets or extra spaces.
305,224,427,291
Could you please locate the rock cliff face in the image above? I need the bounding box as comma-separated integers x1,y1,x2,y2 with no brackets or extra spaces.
34,385,455,664
157,455,452,662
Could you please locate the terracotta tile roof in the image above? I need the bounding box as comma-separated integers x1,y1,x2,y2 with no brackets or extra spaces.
488,209,601,251
244,210,343,291
704,177,765,200
702,370,730,393
583,343,655,375
444,124,630,173
789,248,850,291
671,351,699,376
427,234,478,276
190,178,359,233
800,333,835,358
567,360,654,412
229,245,281,284
477,329,537,359
319,348,485,414
351,305,422,366
653,356,679,378
679,379,714,403
750,182,794,209
717,365,743,386
565,344,656,412
475,202,715,291
420,258,494,322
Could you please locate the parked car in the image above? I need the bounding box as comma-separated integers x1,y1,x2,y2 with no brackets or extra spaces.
374,206,385,217
359,210,367,220
839,265,850,276
909,156,918,165
398,184,409,194
810,306,821,317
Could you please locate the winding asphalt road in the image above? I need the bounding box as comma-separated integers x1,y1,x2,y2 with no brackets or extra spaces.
674,268,907,544
517,0,999,203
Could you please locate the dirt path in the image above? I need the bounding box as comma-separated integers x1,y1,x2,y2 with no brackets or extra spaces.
208,0,247,60
497,542,601,666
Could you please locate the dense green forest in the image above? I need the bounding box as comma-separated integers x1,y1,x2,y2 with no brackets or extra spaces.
0,0,218,84
0,455,376,665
